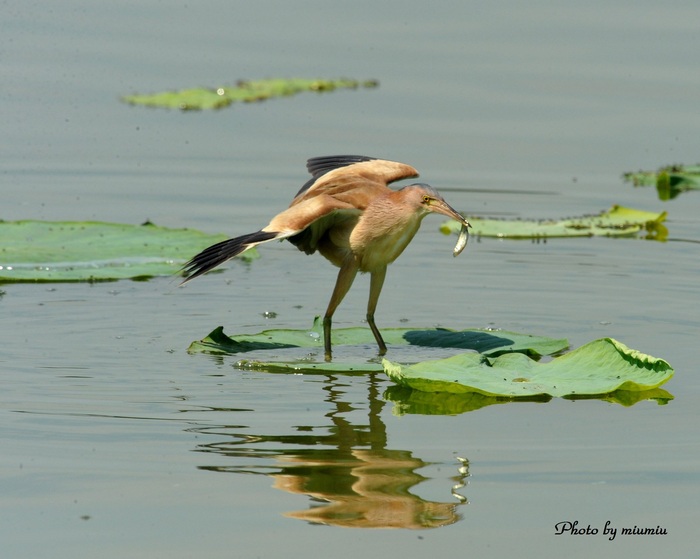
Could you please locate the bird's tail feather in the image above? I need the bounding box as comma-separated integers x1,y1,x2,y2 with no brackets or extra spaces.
181,230,278,283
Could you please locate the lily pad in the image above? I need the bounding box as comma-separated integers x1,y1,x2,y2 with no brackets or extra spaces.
384,338,673,399
440,205,667,240
0,220,256,282
188,318,569,373
623,164,700,200
122,78,379,111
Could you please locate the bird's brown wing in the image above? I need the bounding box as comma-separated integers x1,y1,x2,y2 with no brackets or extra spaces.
294,155,375,198
306,155,378,181
181,195,359,282
264,194,358,237
292,156,419,203
260,194,360,258
279,156,419,258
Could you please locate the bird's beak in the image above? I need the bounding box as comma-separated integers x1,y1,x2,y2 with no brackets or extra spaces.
432,199,471,228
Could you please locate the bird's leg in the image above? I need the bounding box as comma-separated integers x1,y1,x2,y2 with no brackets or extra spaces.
367,266,387,355
323,258,359,360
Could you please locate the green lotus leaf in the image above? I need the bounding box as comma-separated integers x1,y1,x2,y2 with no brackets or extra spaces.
384,338,673,399
440,205,667,240
188,319,569,373
0,220,255,282
122,78,379,110
623,164,700,200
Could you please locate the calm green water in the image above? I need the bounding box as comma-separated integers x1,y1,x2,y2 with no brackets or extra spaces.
2,1,699,558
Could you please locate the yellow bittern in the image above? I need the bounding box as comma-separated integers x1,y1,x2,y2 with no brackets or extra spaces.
182,155,470,359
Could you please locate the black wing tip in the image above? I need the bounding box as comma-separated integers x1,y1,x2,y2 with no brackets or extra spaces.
305,155,377,178
180,230,277,284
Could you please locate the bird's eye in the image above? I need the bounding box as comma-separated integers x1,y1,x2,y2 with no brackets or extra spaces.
422,195,432,204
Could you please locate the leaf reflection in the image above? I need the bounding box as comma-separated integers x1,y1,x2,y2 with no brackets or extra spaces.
187,373,468,529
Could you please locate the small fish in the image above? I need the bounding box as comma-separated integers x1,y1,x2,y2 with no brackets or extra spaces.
453,222,471,257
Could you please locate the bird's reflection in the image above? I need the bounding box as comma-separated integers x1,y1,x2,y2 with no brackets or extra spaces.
189,372,468,529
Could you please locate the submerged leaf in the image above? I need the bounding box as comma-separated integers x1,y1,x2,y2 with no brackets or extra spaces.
384,384,673,415
122,78,379,111
0,220,255,282
440,205,667,240
384,338,673,399
623,164,700,200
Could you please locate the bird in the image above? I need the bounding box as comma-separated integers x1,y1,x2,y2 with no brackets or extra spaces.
181,155,471,359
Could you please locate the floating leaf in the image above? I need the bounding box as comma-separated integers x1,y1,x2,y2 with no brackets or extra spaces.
623,164,700,200
384,338,673,399
440,205,667,240
122,78,379,111
188,318,569,373
0,220,255,282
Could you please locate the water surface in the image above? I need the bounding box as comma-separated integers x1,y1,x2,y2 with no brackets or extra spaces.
2,1,699,558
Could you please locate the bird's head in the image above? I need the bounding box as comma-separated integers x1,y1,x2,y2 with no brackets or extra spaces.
401,183,471,227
